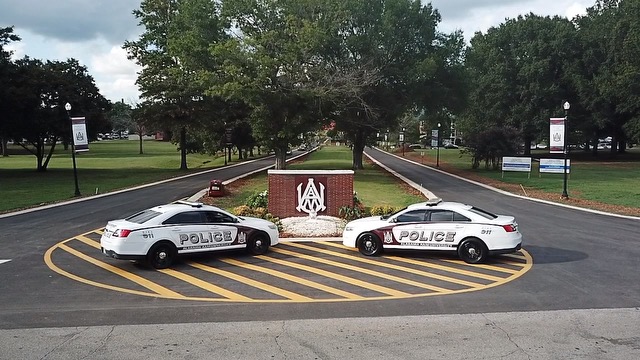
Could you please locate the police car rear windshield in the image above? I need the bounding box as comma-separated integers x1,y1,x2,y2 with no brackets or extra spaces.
125,210,162,224
468,207,498,220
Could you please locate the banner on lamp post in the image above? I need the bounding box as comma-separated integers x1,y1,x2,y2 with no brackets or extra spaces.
431,130,439,148
71,117,89,152
549,118,565,154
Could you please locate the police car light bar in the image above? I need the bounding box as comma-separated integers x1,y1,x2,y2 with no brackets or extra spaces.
425,198,443,206
175,200,203,208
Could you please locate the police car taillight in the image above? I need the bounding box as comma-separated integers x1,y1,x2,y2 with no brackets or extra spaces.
502,224,517,232
113,229,132,237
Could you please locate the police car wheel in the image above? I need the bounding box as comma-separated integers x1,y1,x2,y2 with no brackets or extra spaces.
357,232,382,256
147,242,177,269
247,233,270,255
458,238,488,264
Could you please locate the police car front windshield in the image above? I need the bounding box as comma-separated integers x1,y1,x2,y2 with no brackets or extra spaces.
125,210,162,224
381,207,407,220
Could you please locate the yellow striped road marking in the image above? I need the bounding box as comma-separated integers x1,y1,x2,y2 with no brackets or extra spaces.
322,241,522,277
45,245,165,298
217,258,364,300
440,260,521,275
271,247,438,294
495,253,528,262
57,243,185,298
289,242,488,288
76,234,100,248
257,253,409,297
275,246,452,292
188,262,311,301
77,233,250,300
157,268,252,301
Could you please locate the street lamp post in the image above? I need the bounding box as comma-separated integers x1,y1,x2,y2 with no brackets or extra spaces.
436,122,441,167
562,101,570,199
65,102,81,197
399,127,405,157
385,130,389,151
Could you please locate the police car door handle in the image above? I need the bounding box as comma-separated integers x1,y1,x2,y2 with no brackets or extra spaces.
455,225,464,229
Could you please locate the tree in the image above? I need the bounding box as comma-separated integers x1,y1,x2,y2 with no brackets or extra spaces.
124,0,228,170
574,0,640,154
7,58,108,171
0,26,21,156
108,100,133,138
464,126,521,170
206,0,343,169
325,0,466,169
463,14,578,156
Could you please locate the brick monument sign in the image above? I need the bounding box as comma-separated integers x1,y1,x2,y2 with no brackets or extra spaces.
267,170,354,218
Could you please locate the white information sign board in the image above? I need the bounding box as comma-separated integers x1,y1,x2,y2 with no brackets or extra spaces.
502,157,532,172
539,158,570,174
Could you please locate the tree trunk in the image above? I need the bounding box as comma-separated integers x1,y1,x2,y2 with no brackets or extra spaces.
36,140,46,172
42,137,58,170
351,129,366,170
523,138,532,156
180,127,188,170
138,130,144,154
0,137,8,157
275,149,287,170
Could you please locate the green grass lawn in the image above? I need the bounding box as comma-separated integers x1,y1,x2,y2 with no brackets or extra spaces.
1,140,638,214
406,147,640,209
0,140,229,212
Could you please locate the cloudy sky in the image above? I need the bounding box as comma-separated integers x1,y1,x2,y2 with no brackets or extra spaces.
1,0,594,104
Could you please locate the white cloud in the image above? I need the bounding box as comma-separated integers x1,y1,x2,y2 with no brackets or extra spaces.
434,0,593,40
4,0,595,105
91,46,141,104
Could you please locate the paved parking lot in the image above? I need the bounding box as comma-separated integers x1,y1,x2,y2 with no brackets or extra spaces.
45,229,532,303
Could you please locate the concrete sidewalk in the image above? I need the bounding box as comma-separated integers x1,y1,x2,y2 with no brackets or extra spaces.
2,308,639,359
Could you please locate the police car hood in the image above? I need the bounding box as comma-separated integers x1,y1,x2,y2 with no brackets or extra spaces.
237,216,275,229
346,215,390,230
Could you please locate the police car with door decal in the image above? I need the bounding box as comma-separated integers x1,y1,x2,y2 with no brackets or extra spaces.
100,201,279,269
342,198,522,264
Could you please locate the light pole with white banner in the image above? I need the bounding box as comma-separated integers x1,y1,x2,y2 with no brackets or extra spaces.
562,101,570,199
65,102,81,197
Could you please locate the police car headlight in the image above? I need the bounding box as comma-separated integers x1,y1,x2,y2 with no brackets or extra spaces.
344,226,353,232
268,224,277,230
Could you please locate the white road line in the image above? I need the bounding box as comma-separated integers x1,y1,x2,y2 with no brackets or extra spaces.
0,260,11,265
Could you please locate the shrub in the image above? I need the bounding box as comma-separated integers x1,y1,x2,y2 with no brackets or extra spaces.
232,205,253,216
232,205,282,231
339,205,365,220
353,191,362,207
246,190,268,209
369,205,398,216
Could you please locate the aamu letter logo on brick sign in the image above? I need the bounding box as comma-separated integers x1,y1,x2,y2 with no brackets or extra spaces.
296,178,326,218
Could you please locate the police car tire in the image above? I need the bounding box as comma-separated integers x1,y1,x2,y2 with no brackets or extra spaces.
357,232,383,256
147,242,177,269
247,233,270,255
458,238,488,264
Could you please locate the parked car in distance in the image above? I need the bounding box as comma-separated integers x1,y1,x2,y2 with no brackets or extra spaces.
100,201,279,269
342,198,522,264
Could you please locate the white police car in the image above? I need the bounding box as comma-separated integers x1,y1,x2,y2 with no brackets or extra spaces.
342,198,522,263
100,201,279,269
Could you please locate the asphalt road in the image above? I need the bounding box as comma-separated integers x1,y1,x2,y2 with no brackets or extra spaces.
1,147,639,359
364,147,640,310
